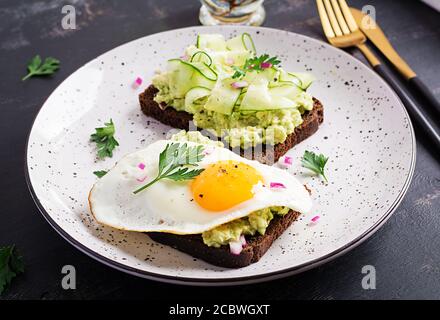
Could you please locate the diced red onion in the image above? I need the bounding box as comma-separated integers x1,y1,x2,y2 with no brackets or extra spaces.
136,175,147,182
138,162,146,170
261,62,272,69
229,240,243,255
270,182,286,189
283,156,293,165
311,215,320,223
240,235,247,247
133,77,143,88
231,81,248,89
279,156,293,168
202,147,214,156
225,57,235,65
134,77,142,86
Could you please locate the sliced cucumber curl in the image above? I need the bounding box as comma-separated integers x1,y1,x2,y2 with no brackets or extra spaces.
168,58,218,81
190,51,213,67
242,33,257,55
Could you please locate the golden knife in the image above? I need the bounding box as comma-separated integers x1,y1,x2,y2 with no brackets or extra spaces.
350,7,440,118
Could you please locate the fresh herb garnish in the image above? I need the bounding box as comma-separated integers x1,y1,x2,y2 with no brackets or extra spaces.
301,150,329,182
232,66,247,79
90,119,119,159
93,170,108,178
232,54,281,79
133,143,205,194
22,55,60,81
0,245,24,295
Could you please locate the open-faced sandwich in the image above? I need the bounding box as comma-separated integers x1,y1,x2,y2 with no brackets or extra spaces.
89,132,313,268
139,33,323,164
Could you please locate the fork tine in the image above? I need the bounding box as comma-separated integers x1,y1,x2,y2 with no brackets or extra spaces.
331,0,350,35
323,0,343,36
316,0,335,38
338,0,358,32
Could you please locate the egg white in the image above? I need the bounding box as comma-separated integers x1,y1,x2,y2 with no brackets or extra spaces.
89,140,312,234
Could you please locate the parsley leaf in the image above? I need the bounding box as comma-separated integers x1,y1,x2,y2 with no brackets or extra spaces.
165,167,205,182
0,245,24,295
133,143,205,194
232,66,247,79
90,119,119,159
22,55,60,81
301,150,329,182
232,54,281,79
93,170,108,178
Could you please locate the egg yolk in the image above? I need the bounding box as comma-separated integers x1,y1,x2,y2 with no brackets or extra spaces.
190,160,264,212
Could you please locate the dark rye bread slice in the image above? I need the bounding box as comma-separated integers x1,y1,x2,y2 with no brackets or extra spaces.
139,85,324,163
147,209,301,268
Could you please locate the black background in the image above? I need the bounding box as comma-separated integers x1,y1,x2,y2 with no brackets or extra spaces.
0,0,439,299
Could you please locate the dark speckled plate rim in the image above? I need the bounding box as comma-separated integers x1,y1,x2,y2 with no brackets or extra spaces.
24,26,416,286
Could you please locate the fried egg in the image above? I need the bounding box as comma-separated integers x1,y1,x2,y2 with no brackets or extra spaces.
89,140,312,234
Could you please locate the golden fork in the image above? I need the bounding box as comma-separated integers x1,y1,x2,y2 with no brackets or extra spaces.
316,0,440,151
316,0,380,66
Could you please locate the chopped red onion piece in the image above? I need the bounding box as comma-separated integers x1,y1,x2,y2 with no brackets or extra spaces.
225,57,235,65
138,163,146,170
270,182,286,189
283,156,293,165
311,215,320,223
240,235,247,247
132,77,143,89
229,240,243,255
136,176,147,182
279,156,293,168
261,62,272,69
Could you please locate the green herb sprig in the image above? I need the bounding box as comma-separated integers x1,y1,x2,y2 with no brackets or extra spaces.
0,245,24,295
301,150,329,182
133,143,205,194
22,55,60,81
93,170,108,178
232,54,281,79
90,119,119,159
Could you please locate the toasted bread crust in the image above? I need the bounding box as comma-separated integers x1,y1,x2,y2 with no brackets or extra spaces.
139,85,324,163
147,210,301,268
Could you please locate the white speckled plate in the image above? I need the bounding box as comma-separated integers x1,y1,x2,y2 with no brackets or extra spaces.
26,26,415,286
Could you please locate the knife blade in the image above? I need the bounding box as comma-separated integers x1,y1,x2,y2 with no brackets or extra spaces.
350,7,440,119
349,8,416,80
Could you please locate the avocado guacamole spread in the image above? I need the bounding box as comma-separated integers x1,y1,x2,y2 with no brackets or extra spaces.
153,33,315,149
170,130,291,248
202,206,290,247
170,129,224,147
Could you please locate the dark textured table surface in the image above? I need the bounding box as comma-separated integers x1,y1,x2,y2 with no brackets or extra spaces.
1,0,439,300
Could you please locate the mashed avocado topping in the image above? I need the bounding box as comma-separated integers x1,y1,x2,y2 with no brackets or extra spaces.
202,206,290,248
152,33,315,149
170,129,224,147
